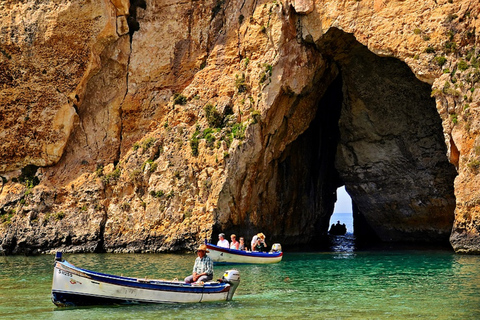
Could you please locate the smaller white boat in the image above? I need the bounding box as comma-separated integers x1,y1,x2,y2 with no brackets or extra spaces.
51,252,240,306
206,243,283,264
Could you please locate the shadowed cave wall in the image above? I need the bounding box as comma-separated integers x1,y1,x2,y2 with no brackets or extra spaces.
329,29,457,245
217,29,457,248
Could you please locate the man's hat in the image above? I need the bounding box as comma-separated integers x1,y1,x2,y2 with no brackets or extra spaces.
197,244,209,253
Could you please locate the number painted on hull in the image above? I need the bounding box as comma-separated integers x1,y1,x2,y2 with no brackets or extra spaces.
58,269,72,277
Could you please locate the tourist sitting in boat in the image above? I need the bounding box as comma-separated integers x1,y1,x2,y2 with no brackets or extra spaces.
230,234,239,250
184,244,214,284
239,237,246,251
252,233,267,252
329,220,347,235
250,234,258,251
217,233,229,248
250,232,266,250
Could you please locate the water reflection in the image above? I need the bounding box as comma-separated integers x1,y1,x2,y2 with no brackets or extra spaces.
329,232,356,253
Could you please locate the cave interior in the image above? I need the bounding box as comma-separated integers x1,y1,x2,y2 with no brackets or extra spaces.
274,28,457,249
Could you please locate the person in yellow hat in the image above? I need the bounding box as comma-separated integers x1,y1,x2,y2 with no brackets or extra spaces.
184,244,214,283
252,233,267,252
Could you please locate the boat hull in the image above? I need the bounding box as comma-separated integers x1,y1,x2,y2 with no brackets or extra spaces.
206,243,283,264
52,260,234,306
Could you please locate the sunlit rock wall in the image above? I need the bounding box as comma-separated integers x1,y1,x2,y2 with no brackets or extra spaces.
0,0,479,253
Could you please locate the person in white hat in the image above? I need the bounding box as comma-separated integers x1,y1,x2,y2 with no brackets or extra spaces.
184,244,213,283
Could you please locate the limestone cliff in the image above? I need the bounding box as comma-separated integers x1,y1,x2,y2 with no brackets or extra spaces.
0,0,479,254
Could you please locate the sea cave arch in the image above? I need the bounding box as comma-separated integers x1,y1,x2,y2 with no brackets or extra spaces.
216,28,457,249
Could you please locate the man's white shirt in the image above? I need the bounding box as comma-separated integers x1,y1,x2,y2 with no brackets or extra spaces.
217,239,229,248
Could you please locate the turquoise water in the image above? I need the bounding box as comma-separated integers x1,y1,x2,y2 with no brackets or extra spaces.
1,248,480,319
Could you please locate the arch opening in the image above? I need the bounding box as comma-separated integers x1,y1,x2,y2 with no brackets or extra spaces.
274,28,457,249
330,186,353,235
215,28,457,251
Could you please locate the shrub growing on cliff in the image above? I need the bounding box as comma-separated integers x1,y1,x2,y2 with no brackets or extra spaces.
435,56,447,66
473,146,480,157
468,159,480,171
424,46,435,54
0,209,15,225
450,113,458,124
235,74,247,93
141,160,157,173
95,164,104,177
204,104,224,128
200,128,216,149
259,63,273,84
173,93,187,106
18,165,39,188
44,212,51,223
446,13,458,22
443,81,451,94
189,125,202,156
150,190,164,198
264,63,273,75
251,110,261,124
54,211,65,221
458,60,469,71
142,137,156,150
444,41,456,53
103,168,121,184
129,169,142,181
190,137,199,156
471,57,479,69
190,129,200,156
232,123,246,140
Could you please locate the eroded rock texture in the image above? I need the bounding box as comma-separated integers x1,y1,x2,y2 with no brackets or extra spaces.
1,0,479,254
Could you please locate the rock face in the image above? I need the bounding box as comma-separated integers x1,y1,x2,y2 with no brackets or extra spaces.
1,0,480,254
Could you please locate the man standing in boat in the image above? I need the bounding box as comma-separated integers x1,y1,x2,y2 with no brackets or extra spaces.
184,244,214,284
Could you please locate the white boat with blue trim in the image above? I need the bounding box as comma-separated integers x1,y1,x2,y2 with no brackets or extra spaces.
51,252,240,306
205,243,283,264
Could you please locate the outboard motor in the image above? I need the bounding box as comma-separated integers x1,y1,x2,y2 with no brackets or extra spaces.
222,270,240,301
271,243,282,253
